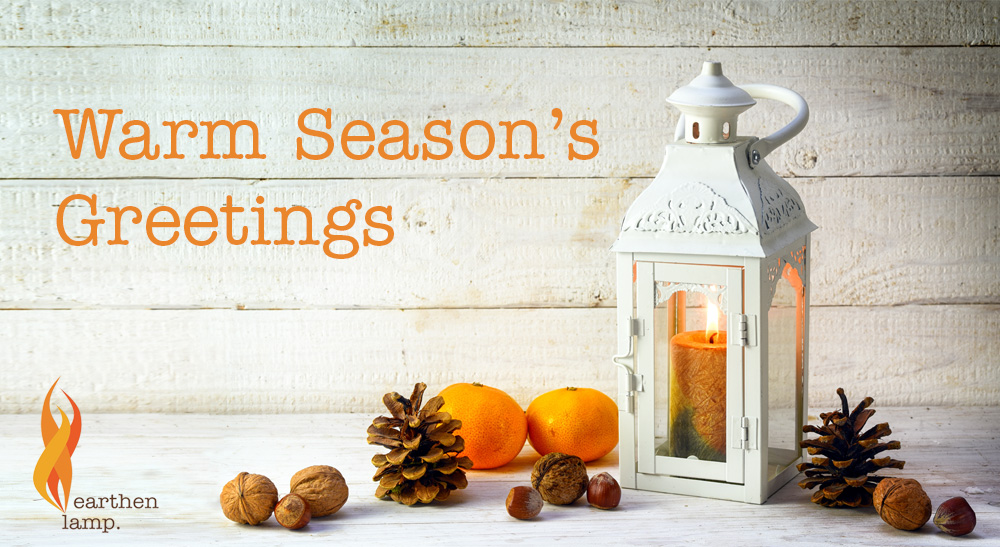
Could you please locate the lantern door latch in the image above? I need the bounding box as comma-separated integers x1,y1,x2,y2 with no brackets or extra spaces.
732,314,757,347
732,416,758,451
612,317,645,414
626,317,645,397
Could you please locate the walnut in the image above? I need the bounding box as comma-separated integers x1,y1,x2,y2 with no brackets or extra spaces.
290,465,349,517
220,472,278,525
873,478,932,531
530,453,588,505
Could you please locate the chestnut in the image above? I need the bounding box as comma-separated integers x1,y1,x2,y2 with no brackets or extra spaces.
587,472,621,510
934,497,976,536
274,493,311,530
506,486,543,520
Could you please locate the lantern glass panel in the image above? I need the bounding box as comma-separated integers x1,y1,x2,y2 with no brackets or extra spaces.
766,266,805,480
653,282,729,463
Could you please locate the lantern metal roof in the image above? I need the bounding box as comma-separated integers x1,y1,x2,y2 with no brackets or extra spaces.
612,62,817,258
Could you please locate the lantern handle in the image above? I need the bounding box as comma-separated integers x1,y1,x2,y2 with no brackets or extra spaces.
738,84,809,167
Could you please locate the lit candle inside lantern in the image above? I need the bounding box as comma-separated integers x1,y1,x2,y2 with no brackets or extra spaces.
668,301,727,461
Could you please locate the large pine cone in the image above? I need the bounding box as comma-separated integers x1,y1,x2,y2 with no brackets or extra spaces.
796,388,905,507
367,382,473,505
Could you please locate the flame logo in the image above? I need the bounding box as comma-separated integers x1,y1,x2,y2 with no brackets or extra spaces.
33,378,82,513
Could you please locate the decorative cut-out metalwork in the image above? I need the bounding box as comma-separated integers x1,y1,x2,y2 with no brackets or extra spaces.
763,245,808,309
626,182,757,235
759,182,805,235
655,281,728,310
764,256,783,308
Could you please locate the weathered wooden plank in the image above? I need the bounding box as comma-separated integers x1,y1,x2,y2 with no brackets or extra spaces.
2,1,998,47
1,305,996,413
802,176,1000,307
2,407,994,449
809,305,1000,409
2,177,996,308
0,410,996,545
2,47,997,179
0,308,616,414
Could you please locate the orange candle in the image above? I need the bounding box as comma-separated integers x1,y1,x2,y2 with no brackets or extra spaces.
668,305,727,461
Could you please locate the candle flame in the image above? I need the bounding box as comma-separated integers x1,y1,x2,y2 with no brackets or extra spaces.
706,301,719,344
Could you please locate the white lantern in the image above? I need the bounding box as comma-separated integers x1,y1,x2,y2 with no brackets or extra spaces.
612,62,816,504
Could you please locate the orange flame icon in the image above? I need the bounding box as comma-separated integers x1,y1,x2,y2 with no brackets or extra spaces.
33,378,81,513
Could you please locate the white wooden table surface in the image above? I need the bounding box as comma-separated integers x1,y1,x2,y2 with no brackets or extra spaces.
2,407,997,545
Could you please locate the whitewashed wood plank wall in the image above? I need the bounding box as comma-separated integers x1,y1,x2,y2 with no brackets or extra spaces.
1,1,998,412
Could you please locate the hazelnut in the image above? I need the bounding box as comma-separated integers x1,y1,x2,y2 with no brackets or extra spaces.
530,452,589,505
290,465,349,517
934,497,976,536
587,472,621,510
506,486,543,520
219,472,278,525
275,493,311,530
873,478,932,531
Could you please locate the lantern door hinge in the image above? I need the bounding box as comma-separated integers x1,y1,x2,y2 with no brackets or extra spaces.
732,314,757,347
630,317,645,337
627,372,645,393
732,416,758,451
626,318,645,413
622,372,644,414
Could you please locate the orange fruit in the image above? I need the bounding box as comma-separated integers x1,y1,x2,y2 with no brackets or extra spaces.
437,382,527,470
526,387,619,462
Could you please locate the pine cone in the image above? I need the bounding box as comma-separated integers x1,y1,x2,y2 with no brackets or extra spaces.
367,382,473,505
796,388,905,507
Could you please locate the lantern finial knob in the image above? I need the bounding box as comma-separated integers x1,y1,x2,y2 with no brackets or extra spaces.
667,62,755,144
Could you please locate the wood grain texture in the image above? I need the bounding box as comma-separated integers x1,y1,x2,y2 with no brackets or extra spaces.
2,177,996,309
0,409,997,545
802,176,1000,307
1,2,997,414
0,308,615,414
1,305,996,413
2,0,998,47
2,47,998,179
